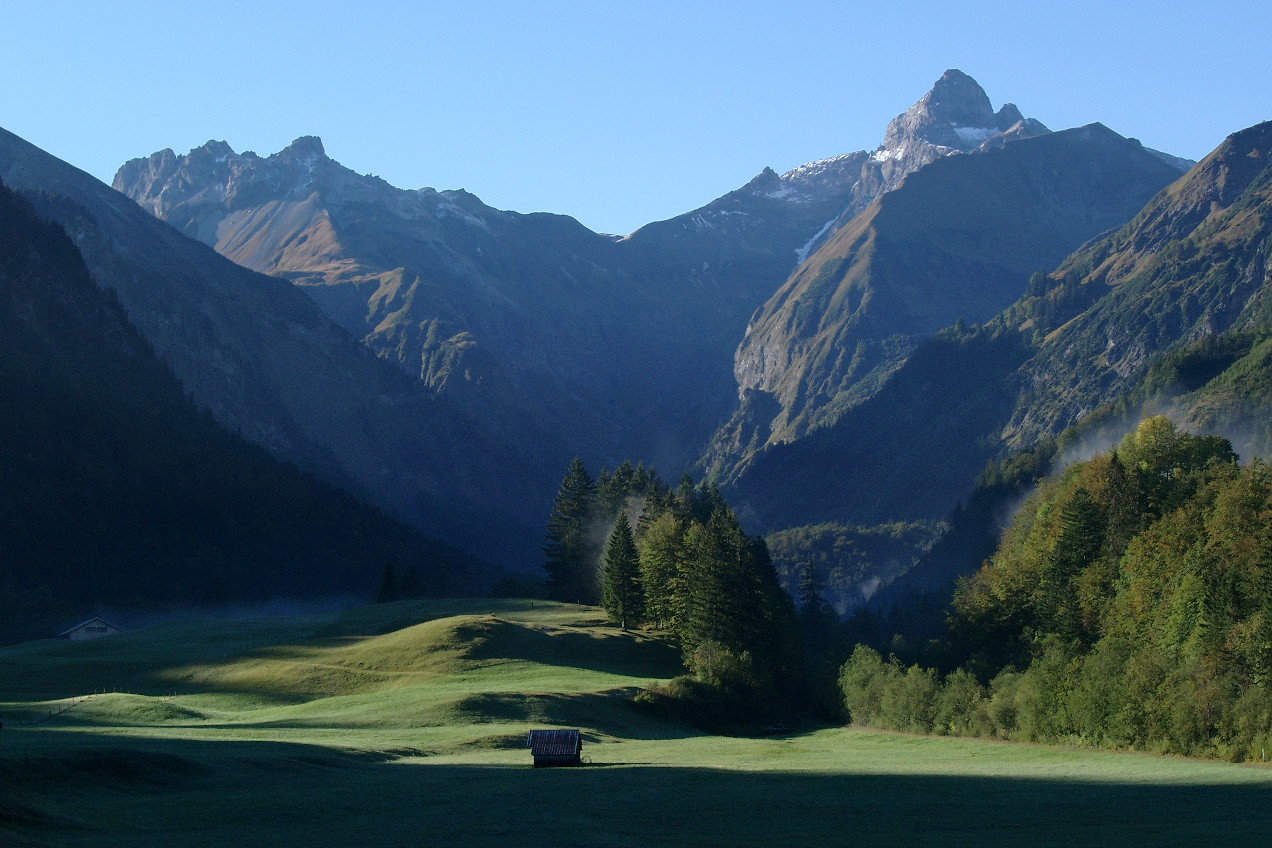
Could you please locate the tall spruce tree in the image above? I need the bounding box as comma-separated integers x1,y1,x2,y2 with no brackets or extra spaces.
544,457,600,604
681,507,760,662
749,534,801,692
602,513,642,629
797,559,827,618
1101,452,1143,561
679,506,800,693
597,461,637,519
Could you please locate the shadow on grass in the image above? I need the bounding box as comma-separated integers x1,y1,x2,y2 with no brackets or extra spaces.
438,689,703,741
463,618,682,679
0,635,359,704
3,728,1271,848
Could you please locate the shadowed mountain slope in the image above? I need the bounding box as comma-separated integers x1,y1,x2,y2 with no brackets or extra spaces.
0,126,543,567
0,179,483,643
1001,120,1272,449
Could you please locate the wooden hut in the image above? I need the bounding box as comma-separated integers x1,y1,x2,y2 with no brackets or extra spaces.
58,617,124,641
526,729,582,767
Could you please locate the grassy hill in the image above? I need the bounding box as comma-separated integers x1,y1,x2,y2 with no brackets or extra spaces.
0,599,678,742
3,599,1271,847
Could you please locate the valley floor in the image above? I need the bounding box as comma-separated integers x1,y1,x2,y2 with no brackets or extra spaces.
2,599,1269,847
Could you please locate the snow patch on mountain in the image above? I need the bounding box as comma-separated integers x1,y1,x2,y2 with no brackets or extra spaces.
795,216,839,265
781,153,861,187
953,125,996,144
871,145,907,163
766,185,802,200
435,196,489,230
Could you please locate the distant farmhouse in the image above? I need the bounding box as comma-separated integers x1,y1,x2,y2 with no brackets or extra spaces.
58,617,125,641
527,729,582,767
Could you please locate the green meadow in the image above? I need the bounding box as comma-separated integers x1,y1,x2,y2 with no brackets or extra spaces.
2,599,1269,847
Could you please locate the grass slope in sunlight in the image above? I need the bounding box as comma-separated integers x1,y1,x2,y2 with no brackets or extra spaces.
2,599,1270,847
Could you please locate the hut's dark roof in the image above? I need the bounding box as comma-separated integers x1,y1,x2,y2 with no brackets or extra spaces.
57,617,123,637
527,729,581,756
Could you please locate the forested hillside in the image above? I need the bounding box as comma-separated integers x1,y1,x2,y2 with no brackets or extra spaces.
0,125,542,569
840,417,1272,761
0,180,480,643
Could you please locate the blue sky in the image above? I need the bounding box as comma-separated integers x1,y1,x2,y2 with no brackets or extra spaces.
4,1,1269,235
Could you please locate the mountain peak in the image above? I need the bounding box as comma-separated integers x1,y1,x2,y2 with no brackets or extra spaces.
929,68,992,110
194,139,236,161
996,102,1025,127
741,166,783,194
882,70,1037,153
278,136,327,162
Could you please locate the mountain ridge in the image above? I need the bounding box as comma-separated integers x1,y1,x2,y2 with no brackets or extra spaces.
114,70,1054,483
728,119,1272,602
1000,119,1272,449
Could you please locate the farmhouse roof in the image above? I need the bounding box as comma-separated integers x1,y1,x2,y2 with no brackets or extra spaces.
57,617,123,637
527,728,581,756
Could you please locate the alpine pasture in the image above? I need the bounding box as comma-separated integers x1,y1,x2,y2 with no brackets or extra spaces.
2,600,1268,846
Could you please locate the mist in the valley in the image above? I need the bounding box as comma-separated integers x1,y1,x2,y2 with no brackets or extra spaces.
88,594,365,633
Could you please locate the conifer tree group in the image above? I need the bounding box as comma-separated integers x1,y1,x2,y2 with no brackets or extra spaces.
543,459,799,692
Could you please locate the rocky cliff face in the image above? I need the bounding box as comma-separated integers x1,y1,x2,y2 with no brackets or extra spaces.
882,69,1034,153
713,123,1188,481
